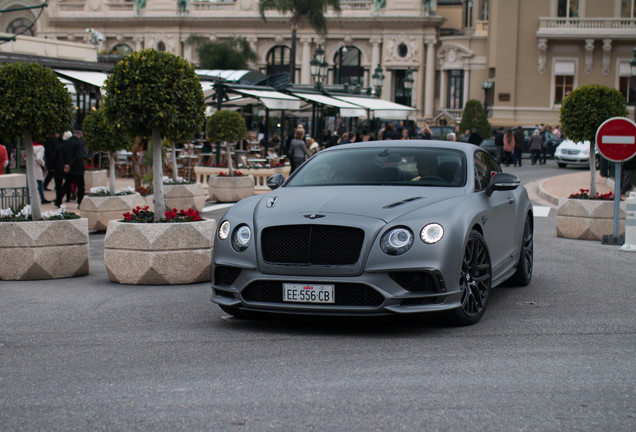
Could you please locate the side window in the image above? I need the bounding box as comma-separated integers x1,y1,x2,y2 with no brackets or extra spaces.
474,151,500,191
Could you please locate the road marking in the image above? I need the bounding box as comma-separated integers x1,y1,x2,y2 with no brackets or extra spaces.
202,203,234,212
533,205,551,218
602,136,635,145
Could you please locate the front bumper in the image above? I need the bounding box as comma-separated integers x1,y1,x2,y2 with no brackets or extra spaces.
211,264,462,316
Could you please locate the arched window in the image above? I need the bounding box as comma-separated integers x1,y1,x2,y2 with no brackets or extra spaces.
110,44,133,56
333,46,363,85
266,45,290,76
157,41,166,52
6,17,34,37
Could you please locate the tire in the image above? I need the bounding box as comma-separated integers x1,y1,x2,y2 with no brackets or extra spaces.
506,215,533,287
557,162,567,168
448,230,492,326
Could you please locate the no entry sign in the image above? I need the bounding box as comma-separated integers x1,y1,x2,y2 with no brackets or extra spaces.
595,117,636,163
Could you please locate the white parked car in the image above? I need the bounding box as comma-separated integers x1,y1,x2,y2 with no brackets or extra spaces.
553,139,599,169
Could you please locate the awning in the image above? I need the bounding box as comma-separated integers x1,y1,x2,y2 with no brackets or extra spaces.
229,88,301,110
196,69,267,85
332,95,416,119
54,69,108,90
291,92,367,118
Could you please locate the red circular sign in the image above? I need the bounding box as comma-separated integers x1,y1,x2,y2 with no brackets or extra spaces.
595,117,636,162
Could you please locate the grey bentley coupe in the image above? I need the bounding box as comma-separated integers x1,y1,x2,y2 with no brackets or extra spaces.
211,140,533,325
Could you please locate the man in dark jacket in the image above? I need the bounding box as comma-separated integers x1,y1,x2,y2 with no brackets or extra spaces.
42,133,60,190
468,128,483,145
494,127,505,163
62,126,87,206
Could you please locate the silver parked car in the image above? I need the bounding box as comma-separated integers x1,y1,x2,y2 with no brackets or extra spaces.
211,141,534,325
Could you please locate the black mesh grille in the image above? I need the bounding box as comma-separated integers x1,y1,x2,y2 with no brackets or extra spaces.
214,266,242,286
261,225,364,265
242,281,384,306
388,271,444,293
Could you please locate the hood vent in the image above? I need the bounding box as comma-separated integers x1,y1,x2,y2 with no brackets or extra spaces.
383,196,423,209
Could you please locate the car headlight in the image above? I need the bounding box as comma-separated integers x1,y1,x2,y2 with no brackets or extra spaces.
421,223,444,244
380,227,413,255
218,220,231,240
232,224,252,252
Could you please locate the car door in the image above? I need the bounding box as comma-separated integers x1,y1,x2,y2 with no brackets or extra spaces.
474,151,516,273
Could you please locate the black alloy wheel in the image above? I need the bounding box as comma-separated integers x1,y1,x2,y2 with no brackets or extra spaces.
507,215,533,286
450,230,492,326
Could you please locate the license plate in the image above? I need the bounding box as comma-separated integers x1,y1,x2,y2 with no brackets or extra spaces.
283,283,335,304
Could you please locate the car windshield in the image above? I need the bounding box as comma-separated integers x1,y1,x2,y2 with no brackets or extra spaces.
286,147,467,187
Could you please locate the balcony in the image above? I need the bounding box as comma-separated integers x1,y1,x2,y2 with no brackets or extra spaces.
537,17,636,40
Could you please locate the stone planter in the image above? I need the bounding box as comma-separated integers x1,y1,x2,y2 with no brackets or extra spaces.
79,193,145,232
208,174,255,202
84,170,108,191
0,218,90,280
140,194,154,211
556,198,626,240
163,183,207,212
104,219,216,285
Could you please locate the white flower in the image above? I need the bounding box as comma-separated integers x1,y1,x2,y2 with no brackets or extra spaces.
1,208,14,218
90,186,110,194
19,205,32,218
116,186,135,194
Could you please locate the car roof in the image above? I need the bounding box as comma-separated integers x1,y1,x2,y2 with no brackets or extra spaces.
325,139,478,153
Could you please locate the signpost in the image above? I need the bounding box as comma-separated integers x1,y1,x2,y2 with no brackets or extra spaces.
595,117,636,245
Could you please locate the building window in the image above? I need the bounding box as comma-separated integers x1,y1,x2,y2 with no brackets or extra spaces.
394,70,412,106
480,0,490,20
157,41,166,52
464,0,473,27
6,17,34,36
266,45,290,76
621,0,636,18
333,46,363,85
447,70,464,109
554,75,574,104
557,0,579,18
619,62,636,106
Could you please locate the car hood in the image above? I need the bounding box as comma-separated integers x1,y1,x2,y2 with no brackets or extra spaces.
249,186,466,223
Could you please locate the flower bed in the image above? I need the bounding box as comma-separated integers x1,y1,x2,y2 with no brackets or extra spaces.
1,206,89,280
556,192,626,240
104,207,216,285
79,190,145,232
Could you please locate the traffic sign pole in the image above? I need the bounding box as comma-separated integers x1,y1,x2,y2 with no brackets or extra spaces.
596,117,636,245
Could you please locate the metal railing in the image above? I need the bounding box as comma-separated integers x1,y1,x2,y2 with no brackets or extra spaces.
0,187,30,210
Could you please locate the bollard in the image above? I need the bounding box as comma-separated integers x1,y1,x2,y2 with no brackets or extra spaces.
620,192,636,252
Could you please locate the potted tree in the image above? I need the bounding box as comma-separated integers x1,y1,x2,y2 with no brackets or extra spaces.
0,63,89,280
206,110,254,202
102,49,214,285
80,107,143,231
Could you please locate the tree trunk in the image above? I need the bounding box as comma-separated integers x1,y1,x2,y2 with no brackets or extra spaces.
171,141,178,181
589,138,597,197
108,151,116,194
289,20,297,84
23,134,41,221
152,129,165,221
227,141,234,177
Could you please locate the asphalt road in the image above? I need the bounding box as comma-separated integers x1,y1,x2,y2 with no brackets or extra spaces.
1,165,635,431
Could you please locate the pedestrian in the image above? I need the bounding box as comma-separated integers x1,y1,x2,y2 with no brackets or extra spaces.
494,127,505,163
468,128,483,145
288,127,309,173
52,132,69,207
383,123,398,140
27,141,50,203
0,142,8,175
503,128,515,167
43,133,60,190
62,125,87,206
513,126,525,167
306,138,320,156
2,138,14,174
446,132,457,141
528,129,543,165
460,129,470,142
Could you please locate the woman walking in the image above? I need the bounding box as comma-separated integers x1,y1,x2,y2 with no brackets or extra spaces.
502,128,515,166
288,127,309,173
528,129,544,165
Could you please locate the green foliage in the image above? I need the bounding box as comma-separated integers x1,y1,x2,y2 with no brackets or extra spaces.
259,0,341,35
197,38,257,70
103,49,206,142
560,84,628,143
0,63,74,141
83,107,133,153
458,99,491,139
206,110,248,143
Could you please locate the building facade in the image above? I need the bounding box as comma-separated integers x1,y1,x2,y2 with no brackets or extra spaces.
1,0,635,127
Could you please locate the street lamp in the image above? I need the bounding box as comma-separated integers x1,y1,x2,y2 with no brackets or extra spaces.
310,44,328,91
403,67,414,105
372,64,385,98
480,80,494,114
630,46,636,122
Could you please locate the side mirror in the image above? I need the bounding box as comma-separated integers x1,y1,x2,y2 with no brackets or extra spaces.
485,172,520,197
266,174,285,190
